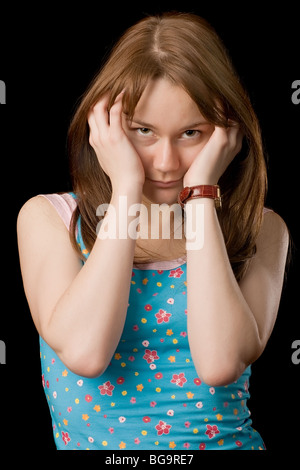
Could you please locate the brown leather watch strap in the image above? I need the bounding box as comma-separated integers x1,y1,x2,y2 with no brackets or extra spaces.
178,185,221,209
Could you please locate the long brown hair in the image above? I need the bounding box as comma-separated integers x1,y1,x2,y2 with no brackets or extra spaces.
67,12,267,281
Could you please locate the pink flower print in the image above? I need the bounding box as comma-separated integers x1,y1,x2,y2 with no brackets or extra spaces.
155,420,172,436
171,372,187,387
169,267,184,278
143,349,159,364
62,431,71,446
183,442,190,449
205,424,220,439
155,309,172,324
134,438,140,444
150,401,157,407
42,374,45,388
98,381,115,396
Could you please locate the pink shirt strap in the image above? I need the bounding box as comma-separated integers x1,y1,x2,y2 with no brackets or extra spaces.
39,193,77,231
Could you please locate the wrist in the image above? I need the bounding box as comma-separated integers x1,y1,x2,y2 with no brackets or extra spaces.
178,184,222,210
112,182,143,200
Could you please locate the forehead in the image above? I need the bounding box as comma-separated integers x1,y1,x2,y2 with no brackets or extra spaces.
131,78,205,127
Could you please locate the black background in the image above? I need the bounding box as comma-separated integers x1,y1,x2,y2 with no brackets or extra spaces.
1,0,299,458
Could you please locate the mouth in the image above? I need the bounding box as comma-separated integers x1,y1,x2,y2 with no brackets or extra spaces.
146,178,182,188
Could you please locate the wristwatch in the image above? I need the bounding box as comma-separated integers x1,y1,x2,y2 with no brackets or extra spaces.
178,185,222,209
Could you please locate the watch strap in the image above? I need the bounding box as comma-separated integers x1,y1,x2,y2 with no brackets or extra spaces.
178,185,221,209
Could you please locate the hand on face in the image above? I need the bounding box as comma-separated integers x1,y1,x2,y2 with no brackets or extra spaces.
183,122,244,187
88,92,145,191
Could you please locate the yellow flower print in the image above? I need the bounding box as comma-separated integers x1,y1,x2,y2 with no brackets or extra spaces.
114,353,122,360
169,441,176,448
166,329,173,336
142,278,148,285
186,391,194,399
136,384,144,391
82,414,89,421
216,414,223,421
168,355,176,363
93,405,101,412
119,441,126,449
62,369,68,377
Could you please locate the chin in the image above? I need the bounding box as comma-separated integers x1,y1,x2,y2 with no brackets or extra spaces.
143,181,183,205
143,189,179,206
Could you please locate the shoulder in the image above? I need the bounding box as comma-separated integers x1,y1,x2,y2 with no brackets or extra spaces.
17,193,76,233
251,209,290,279
258,210,289,254
17,194,81,283
17,195,62,237
17,194,77,262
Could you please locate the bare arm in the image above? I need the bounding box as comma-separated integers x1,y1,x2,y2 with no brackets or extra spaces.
17,92,145,378
183,125,289,386
186,200,289,386
17,188,141,377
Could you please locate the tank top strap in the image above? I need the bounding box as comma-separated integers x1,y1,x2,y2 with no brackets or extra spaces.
39,192,77,231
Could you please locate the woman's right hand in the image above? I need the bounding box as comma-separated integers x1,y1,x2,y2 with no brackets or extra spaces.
88,91,145,192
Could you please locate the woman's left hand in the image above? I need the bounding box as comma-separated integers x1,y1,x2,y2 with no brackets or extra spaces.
183,123,244,187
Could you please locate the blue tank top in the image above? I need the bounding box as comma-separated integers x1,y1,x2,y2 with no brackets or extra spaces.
39,193,265,450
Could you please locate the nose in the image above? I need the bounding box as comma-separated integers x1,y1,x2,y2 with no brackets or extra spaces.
152,138,180,173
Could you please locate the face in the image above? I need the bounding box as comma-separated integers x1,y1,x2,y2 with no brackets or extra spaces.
123,78,214,204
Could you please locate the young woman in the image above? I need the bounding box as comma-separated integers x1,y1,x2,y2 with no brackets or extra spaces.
17,13,289,450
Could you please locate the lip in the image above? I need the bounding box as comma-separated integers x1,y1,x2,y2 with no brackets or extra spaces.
147,178,182,188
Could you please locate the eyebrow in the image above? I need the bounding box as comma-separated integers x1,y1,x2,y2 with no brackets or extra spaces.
128,118,210,132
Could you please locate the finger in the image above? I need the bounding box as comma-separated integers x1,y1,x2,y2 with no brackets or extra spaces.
87,111,99,147
108,90,125,130
90,94,110,131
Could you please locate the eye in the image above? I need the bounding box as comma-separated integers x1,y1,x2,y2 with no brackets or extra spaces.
182,130,201,138
137,127,153,136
